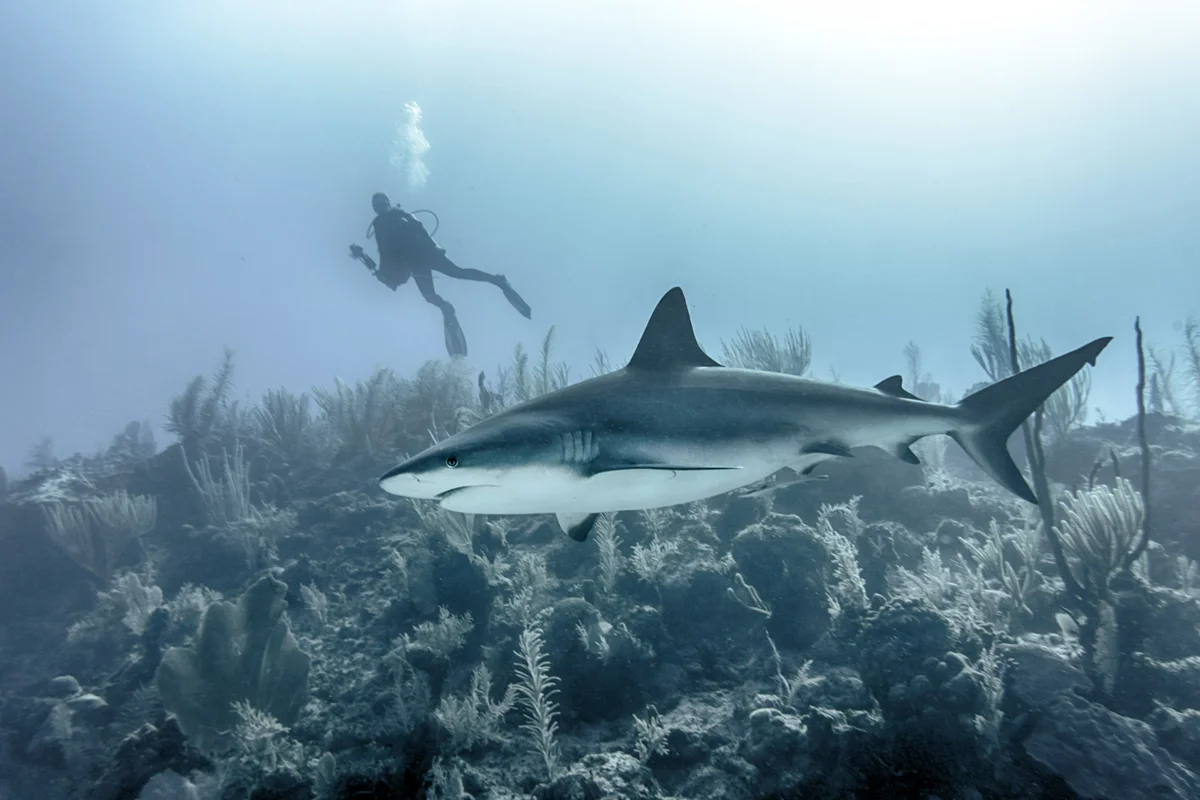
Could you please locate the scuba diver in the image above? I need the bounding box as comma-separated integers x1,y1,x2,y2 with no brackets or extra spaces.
349,192,531,358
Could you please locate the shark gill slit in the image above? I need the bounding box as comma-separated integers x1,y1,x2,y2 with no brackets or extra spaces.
560,430,598,466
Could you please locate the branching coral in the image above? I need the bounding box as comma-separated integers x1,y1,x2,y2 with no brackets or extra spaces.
721,324,812,376
514,627,561,782
1053,477,1145,600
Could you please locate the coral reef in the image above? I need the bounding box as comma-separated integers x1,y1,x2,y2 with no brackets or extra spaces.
2,307,1200,799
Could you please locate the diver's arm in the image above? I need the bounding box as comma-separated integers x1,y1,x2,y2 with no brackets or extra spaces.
349,244,378,272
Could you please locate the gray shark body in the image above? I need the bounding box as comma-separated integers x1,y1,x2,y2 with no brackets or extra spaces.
380,287,1111,541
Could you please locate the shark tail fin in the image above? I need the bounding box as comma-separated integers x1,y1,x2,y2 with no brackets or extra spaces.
950,336,1112,504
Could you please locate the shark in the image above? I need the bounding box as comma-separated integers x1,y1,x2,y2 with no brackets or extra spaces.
379,286,1112,542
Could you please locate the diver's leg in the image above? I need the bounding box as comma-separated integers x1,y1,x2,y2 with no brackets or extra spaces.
428,253,501,284
430,255,531,319
413,269,455,315
413,269,468,357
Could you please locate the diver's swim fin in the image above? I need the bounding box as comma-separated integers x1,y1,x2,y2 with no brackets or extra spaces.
497,276,532,319
444,311,468,358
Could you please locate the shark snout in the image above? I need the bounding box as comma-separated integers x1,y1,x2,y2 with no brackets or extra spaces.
378,459,495,500
378,465,439,498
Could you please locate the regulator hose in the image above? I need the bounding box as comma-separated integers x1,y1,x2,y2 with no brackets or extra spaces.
409,209,440,236
366,207,441,239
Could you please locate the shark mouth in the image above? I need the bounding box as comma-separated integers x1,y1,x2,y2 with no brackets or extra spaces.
434,485,493,501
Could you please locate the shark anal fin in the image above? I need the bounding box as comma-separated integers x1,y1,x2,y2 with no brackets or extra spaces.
802,441,854,458
626,287,723,371
556,512,600,542
893,443,921,465
874,375,924,401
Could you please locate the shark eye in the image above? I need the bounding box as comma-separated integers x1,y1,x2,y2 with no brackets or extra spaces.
445,455,460,468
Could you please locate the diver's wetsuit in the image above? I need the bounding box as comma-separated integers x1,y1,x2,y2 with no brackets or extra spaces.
371,208,530,321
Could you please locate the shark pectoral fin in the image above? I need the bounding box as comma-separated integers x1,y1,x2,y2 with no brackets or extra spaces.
556,512,600,542
736,481,775,498
736,466,827,498
787,463,829,483
802,442,854,458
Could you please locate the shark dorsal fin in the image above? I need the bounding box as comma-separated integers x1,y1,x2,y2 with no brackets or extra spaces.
627,287,722,371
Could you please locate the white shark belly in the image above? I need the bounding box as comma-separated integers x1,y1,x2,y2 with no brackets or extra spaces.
438,459,782,515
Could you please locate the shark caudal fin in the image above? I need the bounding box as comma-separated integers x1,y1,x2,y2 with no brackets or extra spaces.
951,336,1112,504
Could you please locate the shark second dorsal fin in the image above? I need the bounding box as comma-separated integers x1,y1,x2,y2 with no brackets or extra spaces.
627,287,722,371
